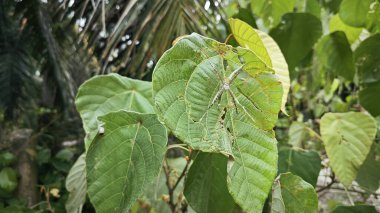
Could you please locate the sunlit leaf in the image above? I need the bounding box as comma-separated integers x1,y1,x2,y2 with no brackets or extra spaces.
339,0,372,27
251,0,296,28
329,15,362,44
229,18,290,114
86,111,167,212
320,112,377,187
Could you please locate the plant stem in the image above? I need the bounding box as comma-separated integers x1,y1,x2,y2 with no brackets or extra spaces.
224,33,234,44
163,149,192,213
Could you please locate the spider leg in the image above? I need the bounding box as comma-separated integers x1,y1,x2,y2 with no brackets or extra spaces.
208,85,224,109
227,65,244,83
227,89,240,114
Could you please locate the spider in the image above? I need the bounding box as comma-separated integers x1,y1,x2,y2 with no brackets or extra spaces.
196,46,246,113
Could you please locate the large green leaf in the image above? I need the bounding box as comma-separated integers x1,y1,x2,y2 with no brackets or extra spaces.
184,153,235,213
86,111,167,213
320,112,377,187
331,204,377,213
66,153,86,213
315,31,355,81
269,13,322,73
339,0,372,27
329,15,362,44
152,33,282,212
251,0,296,28
271,173,318,213
75,74,154,148
278,148,321,187
229,18,290,114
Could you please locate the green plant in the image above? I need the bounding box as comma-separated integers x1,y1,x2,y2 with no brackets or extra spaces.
69,18,326,213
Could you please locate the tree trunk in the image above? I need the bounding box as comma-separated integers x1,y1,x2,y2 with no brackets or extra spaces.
11,129,39,207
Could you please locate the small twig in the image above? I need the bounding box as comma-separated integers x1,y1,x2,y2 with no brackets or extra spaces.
224,33,234,44
167,144,189,152
163,149,193,213
344,187,355,205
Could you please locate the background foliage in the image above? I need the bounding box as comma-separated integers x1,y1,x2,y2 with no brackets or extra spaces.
0,0,379,212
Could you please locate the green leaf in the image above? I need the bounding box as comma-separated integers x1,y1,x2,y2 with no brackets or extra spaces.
315,31,355,80
184,153,235,213
153,33,282,212
229,18,290,114
278,148,321,187
366,1,380,33
251,0,296,28
320,112,377,187
86,111,167,213
355,34,380,116
329,15,362,44
354,34,380,85
295,0,321,18
359,83,380,117
356,144,380,192
269,13,322,73
331,204,377,213
75,74,154,148
270,180,285,213
288,122,309,148
0,168,17,193
271,173,318,213
66,153,86,213
339,0,372,27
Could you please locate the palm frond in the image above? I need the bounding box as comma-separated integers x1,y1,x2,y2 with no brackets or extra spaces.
55,0,226,79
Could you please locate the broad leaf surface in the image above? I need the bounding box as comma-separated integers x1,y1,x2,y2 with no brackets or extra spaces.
269,13,322,73
66,153,86,213
229,18,290,114
184,153,235,213
271,173,318,213
86,111,167,213
75,74,154,147
153,33,282,212
251,0,296,28
339,0,372,27
320,112,377,187
316,31,355,81
329,15,362,44
278,148,321,187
